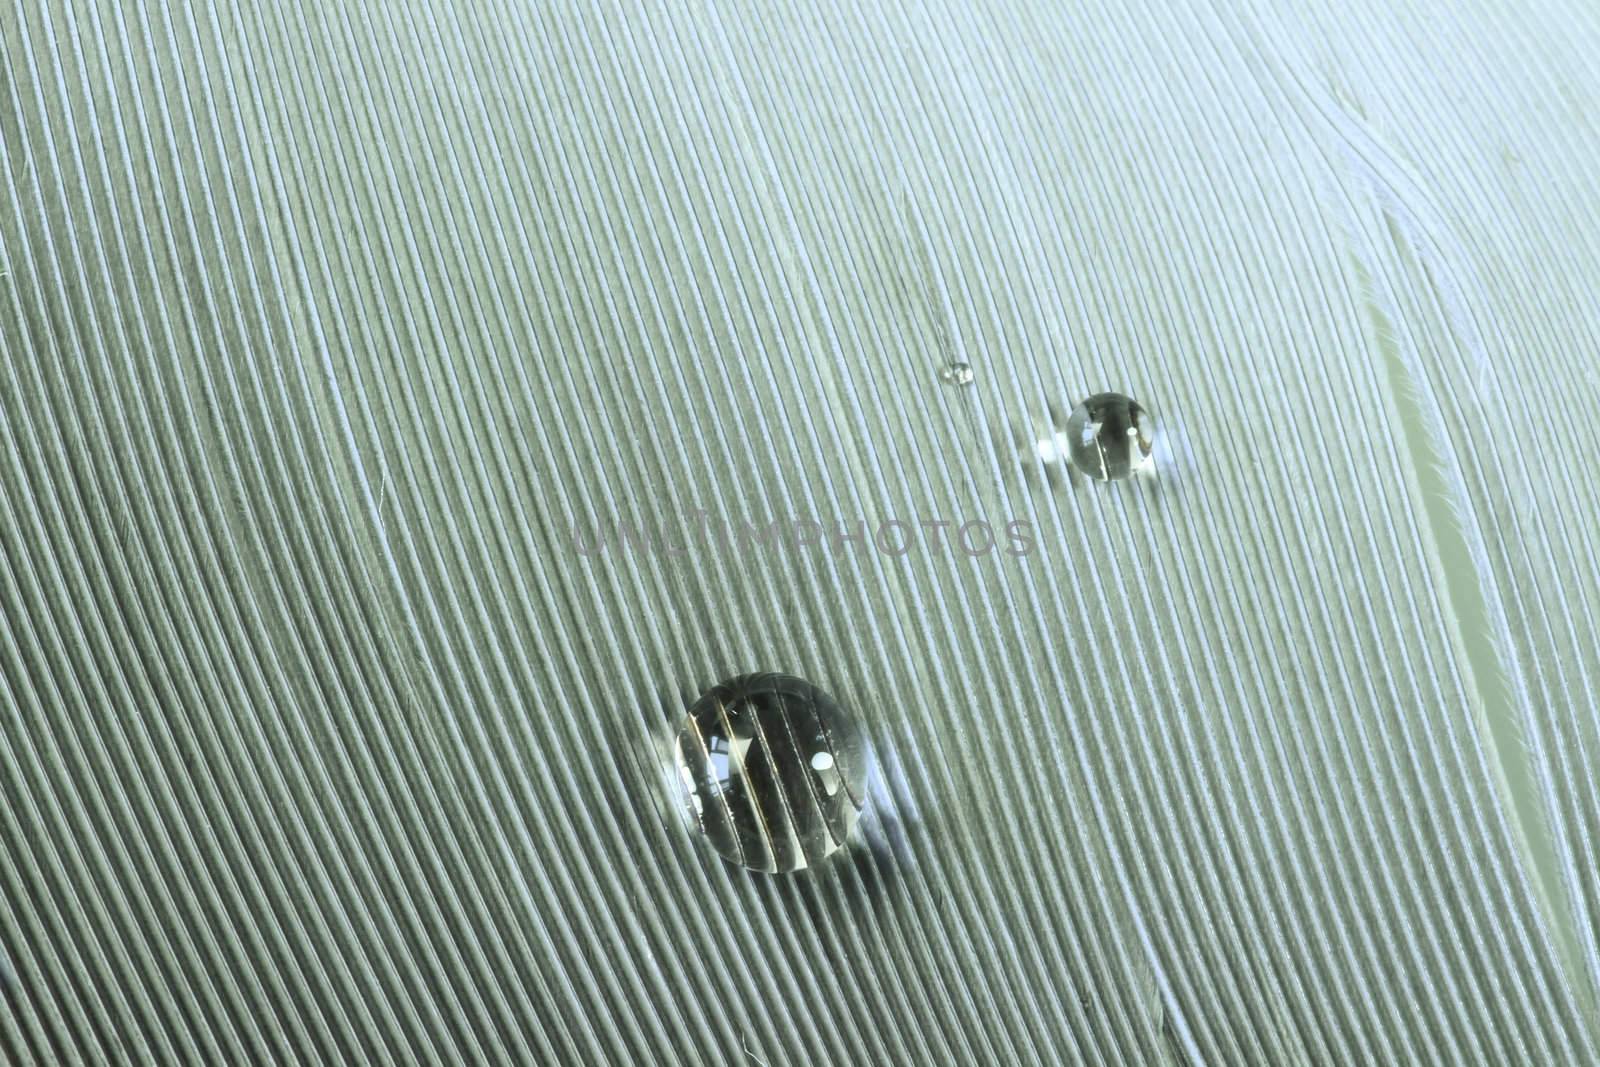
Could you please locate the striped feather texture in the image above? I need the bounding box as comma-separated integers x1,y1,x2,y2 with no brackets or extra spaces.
3,1,1599,1063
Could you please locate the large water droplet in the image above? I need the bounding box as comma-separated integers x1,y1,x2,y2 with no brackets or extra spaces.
1066,392,1155,481
674,673,868,873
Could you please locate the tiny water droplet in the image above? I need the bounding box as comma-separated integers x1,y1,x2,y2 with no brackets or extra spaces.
1066,392,1155,481
939,362,975,386
674,673,868,872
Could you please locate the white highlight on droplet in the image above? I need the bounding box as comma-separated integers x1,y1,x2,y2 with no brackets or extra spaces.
810,751,835,772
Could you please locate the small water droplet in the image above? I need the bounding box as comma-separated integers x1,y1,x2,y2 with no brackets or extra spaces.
1066,392,1155,481
939,362,975,386
674,673,868,873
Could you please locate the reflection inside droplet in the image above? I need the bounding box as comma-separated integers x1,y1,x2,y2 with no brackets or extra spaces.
1065,392,1155,481
674,673,868,873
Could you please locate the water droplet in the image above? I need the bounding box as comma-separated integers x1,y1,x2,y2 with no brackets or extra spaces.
1066,392,1155,481
674,673,868,872
939,362,975,386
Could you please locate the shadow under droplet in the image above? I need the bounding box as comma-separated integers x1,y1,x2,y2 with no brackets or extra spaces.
999,399,1083,496
759,730,944,933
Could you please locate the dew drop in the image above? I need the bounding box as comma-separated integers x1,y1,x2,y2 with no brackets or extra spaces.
673,673,868,873
939,362,975,386
1066,392,1155,481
